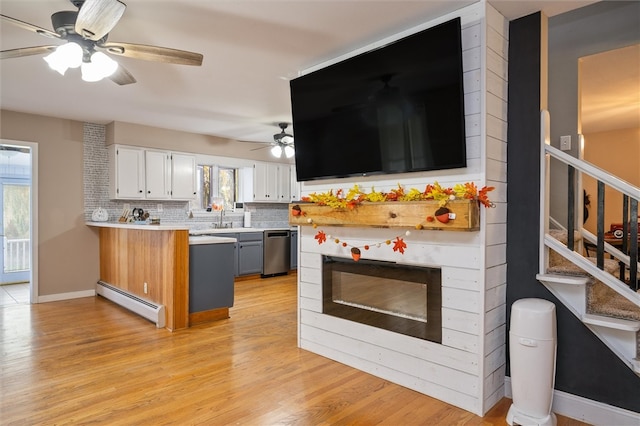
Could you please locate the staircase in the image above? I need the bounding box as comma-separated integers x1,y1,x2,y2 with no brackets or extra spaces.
537,111,640,375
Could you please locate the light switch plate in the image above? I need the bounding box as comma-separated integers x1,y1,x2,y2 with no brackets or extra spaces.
560,135,571,151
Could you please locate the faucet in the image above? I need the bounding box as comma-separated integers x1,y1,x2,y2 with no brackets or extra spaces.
218,208,224,228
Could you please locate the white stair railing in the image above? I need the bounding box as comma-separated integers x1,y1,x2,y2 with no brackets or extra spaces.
540,110,639,307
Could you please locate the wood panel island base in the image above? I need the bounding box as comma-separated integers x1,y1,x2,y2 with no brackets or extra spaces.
89,223,190,331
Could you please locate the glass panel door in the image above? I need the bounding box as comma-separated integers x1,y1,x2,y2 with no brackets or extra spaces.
0,180,30,284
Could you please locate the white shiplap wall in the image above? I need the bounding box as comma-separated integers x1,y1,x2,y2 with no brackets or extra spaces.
482,3,509,414
296,2,508,416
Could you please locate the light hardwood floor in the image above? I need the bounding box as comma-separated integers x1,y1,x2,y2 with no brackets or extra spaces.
0,273,588,425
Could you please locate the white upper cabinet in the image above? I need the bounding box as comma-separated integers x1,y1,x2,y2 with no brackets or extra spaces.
277,164,291,202
109,144,196,201
145,150,171,199
252,162,292,203
290,165,300,202
109,145,145,199
170,153,197,200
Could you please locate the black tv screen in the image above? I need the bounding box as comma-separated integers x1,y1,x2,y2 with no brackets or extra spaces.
290,17,467,182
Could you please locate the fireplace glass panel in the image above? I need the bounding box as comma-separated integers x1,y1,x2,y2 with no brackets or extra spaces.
333,272,428,322
323,256,442,343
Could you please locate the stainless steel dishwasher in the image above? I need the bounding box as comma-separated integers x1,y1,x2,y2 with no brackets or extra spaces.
262,230,290,277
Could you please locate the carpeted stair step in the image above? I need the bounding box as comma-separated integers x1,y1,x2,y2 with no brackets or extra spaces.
587,280,640,322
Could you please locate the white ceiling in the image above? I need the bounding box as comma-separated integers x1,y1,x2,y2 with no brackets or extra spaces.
1,0,613,145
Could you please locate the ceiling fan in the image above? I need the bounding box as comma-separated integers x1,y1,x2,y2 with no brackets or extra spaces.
0,0,203,85
262,123,295,158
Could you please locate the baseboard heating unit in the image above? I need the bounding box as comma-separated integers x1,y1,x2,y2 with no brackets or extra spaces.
96,281,166,328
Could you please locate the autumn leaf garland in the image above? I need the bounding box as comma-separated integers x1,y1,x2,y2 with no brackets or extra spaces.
314,229,410,261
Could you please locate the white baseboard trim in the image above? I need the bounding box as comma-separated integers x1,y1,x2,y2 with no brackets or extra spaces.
505,377,640,425
37,289,95,303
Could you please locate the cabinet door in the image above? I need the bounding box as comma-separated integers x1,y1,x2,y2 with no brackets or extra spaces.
238,241,263,275
277,165,291,202
252,162,271,201
290,230,298,269
110,145,145,199
171,153,197,200
290,165,300,202
145,150,171,199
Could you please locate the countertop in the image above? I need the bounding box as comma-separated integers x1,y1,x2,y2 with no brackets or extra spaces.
87,222,297,233
189,235,237,245
86,221,189,231
188,227,296,235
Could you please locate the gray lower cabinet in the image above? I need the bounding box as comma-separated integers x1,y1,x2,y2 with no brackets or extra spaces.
211,232,263,276
237,232,263,276
290,230,298,269
188,241,234,313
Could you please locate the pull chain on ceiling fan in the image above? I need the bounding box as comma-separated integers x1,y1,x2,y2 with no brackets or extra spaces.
0,0,203,85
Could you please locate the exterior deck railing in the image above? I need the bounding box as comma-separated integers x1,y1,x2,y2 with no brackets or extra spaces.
4,238,30,272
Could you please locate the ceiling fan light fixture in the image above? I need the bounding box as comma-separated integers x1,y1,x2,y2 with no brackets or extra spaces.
284,145,295,158
43,41,83,75
270,145,283,158
281,135,294,144
81,51,118,82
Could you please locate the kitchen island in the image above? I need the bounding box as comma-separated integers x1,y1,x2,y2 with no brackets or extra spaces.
88,222,296,330
88,222,191,330
88,222,238,331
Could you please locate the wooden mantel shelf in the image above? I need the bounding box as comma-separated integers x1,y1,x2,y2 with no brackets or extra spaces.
288,199,480,231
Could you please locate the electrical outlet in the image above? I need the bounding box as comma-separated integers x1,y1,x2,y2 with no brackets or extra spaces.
560,135,571,151
143,282,148,294
123,203,131,211
157,204,163,213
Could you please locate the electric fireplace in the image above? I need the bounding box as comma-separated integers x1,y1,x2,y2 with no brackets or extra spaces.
322,256,442,343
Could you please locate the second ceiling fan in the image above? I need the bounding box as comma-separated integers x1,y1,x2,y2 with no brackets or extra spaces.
252,123,295,158
0,0,204,85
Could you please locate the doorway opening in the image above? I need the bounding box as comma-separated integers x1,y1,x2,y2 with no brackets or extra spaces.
0,142,35,305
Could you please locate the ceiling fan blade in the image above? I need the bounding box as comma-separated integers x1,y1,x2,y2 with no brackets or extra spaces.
1,46,57,60
75,0,126,41
99,42,203,66
109,64,136,85
0,14,61,39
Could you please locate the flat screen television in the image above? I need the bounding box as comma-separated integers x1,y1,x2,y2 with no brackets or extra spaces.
290,17,467,182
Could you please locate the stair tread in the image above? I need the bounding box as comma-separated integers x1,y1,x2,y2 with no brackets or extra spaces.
582,313,640,331
536,273,590,285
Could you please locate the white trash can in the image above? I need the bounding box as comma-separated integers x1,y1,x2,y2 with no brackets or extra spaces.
507,298,557,426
